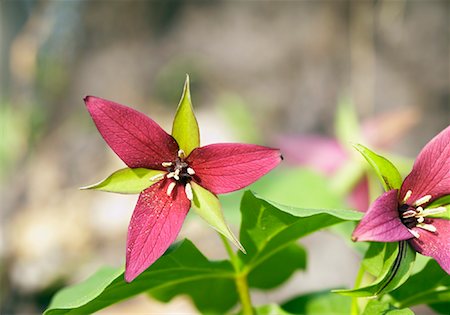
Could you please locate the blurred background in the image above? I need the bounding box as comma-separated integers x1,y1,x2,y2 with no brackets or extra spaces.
1,0,449,313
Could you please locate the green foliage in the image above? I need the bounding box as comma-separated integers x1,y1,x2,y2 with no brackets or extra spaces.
80,168,164,194
362,300,413,315
45,191,362,314
44,240,235,314
248,243,306,289
238,191,362,273
390,259,450,309
353,144,403,191
282,290,352,314
335,241,416,297
171,74,200,156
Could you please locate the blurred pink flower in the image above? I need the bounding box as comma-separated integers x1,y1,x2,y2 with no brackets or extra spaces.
352,126,450,274
85,96,282,282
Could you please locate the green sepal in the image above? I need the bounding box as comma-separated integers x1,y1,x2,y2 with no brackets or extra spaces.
80,168,165,194
190,182,245,253
353,144,403,191
172,74,200,156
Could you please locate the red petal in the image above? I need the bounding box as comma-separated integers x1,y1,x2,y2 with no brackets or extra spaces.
276,135,347,175
125,180,190,282
409,219,450,274
400,126,450,205
187,143,282,194
85,96,178,169
352,190,413,242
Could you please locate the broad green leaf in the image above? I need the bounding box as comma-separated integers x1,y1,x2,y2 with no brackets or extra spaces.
390,259,450,308
219,168,347,226
80,168,165,194
171,74,200,156
362,300,413,315
248,243,306,289
252,304,293,315
353,144,403,191
282,290,351,314
362,242,398,277
238,191,362,273
190,182,244,252
429,302,450,315
44,240,236,315
335,97,361,146
335,241,416,297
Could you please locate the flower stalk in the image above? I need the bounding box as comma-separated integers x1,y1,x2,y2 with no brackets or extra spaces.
220,234,254,315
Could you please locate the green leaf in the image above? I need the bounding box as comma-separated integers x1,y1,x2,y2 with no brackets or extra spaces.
219,168,347,223
44,240,236,315
171,74,200,156
248,243,306,289
252,304,293,315
190,182,244,252
282,290,352,314
390,259,450,308
362,242,398,277
353,144,403,191
80,168,165,194
362,300,413,315
335,241,416,297
238,191,362,273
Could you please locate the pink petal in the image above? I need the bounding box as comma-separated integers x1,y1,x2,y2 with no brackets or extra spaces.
276,135,347,175
347,175,370,212
125,180,190,282
187,143,282,194
409,219,450,274
400,126,450,205
85,96,178,169
352,190,413,242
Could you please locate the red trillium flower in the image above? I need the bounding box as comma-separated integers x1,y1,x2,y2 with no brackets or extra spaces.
352,126,450,274
83,77,282,282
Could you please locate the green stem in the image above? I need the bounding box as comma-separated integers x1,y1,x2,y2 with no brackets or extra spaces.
219,234,254,315
235,273,254,315
350,265,366,315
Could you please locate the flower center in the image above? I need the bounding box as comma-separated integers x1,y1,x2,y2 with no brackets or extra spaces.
399,190,446,238
151,149,195,200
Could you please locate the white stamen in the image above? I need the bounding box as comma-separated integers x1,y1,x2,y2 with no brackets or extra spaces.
416,223,437,233
422,207,447,217
187,167,195,175
178,149,185,159
162,162,173,167
166,182,176,196
416,206,424,214
417,217,424,223
173,169,180,180
174,174,180,181
166,172,175,179
402,210,417,218
409,229,420,238
185,182,193,200
414,195,432,207
150,173,165,181
402,190,412,203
